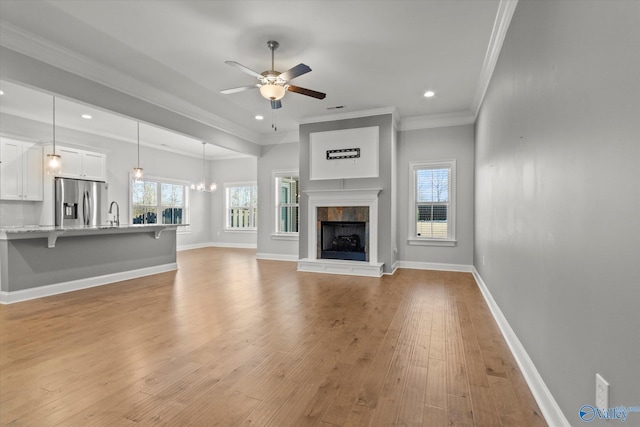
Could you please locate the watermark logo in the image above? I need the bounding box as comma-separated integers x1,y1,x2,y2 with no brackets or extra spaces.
579,405,640,423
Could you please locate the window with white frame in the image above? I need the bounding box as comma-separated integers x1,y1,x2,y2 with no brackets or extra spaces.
225,182,258,230
275,173,299,234
409,160,456,245
130,175,190,231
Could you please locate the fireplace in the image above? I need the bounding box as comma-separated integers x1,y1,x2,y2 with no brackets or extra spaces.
299,188,383,277
321,221,367,261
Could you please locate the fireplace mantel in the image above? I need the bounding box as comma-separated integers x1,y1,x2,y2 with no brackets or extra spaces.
298,188,384,277
303,188,382,199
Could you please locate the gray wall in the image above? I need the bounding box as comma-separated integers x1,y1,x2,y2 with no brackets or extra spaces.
299,114,396,273
475,1,640,425
397,124,474,266
257,142,299,258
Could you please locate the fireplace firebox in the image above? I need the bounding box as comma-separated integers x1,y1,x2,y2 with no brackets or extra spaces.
321,221,367,261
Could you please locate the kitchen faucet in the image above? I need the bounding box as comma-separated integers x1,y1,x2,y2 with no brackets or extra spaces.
108,201,120,226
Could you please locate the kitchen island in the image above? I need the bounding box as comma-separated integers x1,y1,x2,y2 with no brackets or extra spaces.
0,224,181,304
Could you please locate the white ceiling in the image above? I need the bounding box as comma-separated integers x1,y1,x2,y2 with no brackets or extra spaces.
0,0,506,156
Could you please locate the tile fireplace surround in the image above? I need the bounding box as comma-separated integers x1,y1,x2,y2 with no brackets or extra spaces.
298,188,384,277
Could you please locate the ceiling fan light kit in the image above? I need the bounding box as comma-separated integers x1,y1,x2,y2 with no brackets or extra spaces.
221,40,326,111
259,83,286,101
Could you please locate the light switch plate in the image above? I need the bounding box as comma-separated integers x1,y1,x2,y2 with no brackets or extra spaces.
596,373,609,409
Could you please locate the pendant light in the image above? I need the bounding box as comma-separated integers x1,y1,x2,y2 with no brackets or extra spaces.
46,96,62,175
190,142,217,192
133,122,143,180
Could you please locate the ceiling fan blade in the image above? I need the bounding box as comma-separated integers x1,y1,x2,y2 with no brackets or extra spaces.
287,85,326,100
271,99,282,110
279,63,312,82
225,61,263,79
220,85,259,94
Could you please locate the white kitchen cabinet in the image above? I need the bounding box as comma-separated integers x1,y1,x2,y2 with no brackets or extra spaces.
81,151,106,180
56,147,82,177
55,146,106,181
0,137,43,201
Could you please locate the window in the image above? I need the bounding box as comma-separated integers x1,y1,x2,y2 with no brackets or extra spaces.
225,182,257,230
130,176,190,231
275,173,299,234
409,160,456,245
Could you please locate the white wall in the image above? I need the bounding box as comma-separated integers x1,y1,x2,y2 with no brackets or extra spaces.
256,142,299,259
397,124,474,267
475,2,640,425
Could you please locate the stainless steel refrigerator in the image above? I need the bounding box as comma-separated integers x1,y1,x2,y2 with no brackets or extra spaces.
55,177,109,227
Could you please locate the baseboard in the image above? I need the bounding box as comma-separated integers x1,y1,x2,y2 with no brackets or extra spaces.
384,261,400,275
177,242,212,251
471,267,570,427
256,253,298,262
177,242,258,251
0,263,178,305
209,242,257,249
397,260,474,272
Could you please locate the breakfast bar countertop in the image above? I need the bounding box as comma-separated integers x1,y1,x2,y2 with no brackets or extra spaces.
0,224,184,248
0,223,184,233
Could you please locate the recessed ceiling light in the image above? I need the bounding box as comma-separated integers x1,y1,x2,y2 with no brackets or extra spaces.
81,114,92,119
0,90,4,95
255,115,264,120
424,90,435,98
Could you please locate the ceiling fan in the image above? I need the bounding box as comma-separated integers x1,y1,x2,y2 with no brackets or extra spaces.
221,40,326,110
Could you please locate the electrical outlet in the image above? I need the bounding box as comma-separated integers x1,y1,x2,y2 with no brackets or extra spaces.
596,373,609,410
482,255,486,266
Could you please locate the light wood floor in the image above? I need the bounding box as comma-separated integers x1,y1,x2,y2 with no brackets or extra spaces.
0,248,546,426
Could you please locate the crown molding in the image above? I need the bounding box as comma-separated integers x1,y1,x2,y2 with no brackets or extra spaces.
0,22,262,145
299,107,399,128
471,0,519,118
399,110,475,131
